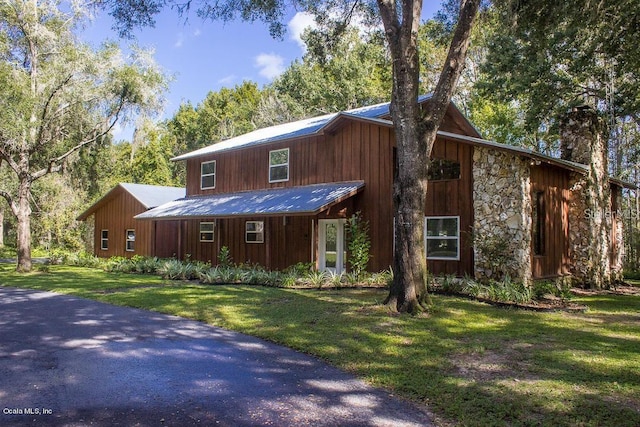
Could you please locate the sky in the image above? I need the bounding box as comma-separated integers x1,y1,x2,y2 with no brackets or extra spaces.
80,4,441,141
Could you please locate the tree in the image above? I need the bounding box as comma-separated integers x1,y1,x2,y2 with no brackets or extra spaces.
107,0,481,313
479,0,640,140
273,27,391,115
0,1,166,272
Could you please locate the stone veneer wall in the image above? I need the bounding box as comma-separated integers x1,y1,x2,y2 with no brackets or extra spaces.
472,147,532,283
561,109,614,288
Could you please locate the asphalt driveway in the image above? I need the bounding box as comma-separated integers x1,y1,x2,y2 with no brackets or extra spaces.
0,287,434,426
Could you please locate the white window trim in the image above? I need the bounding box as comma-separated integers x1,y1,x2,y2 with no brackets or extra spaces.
245,221,265,244
125,229,136,252
424,216,460,261
199,221,215,242
269,148,289,183
201,160,216,190
100,230,108,251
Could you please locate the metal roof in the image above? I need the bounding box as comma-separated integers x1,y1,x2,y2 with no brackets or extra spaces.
135,181,365,220
119,183,187,209
437,131,636,189
171,95,433,161
76,183,186,221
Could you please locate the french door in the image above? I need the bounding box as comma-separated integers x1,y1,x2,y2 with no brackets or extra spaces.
318,219,347,274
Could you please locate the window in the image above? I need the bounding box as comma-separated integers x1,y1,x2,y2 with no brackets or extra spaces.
100,230,108,250
427,158,460,181
200,222,215,242
533,191,545,256
125,229,135,252
424,217,460,260
201,160,216,189
269,148,289,182
245,221,264,243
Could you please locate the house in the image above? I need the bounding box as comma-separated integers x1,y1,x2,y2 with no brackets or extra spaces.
81,97,630,285
77,183,185,258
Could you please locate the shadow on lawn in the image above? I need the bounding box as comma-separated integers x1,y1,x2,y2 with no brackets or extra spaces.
3,267,639,427
0,286,434,427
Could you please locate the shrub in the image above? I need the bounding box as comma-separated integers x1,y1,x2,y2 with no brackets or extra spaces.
346,212,371,280
158,259,199,280
218,246,233,268
303,270,328,289
284,262,314,276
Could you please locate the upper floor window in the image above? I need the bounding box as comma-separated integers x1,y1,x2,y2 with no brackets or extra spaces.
428,158,460,181
126,229,136,252
533,191,545,256
269,148,289,183
424,216,460,260
200,222,215,242
201,160,216,189
100,230,108,250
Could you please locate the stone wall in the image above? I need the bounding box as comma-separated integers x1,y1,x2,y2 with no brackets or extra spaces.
560,108,613,288
473,147,532,283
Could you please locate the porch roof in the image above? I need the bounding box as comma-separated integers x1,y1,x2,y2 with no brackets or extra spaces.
134,181,365,220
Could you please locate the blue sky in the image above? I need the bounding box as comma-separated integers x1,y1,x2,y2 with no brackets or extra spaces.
80,4,441,140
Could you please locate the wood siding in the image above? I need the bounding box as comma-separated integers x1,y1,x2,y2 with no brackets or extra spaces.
530,164,570,278
184,120,396,272
425,137,475,276
92,190,154,258
182,216,312,270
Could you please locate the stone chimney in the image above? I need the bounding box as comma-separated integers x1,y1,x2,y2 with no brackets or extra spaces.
560,106,613,288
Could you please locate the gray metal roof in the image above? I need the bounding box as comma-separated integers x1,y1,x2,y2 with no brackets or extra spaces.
172,95,433,161
119,183,187,209
77,183,187,221
135,181,365,220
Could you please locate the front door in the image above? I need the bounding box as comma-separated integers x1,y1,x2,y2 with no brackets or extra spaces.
318,219,346,274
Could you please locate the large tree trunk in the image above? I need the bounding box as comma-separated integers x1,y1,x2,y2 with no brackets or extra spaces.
379,0,480,313
0,206,4,248
15,180,32,272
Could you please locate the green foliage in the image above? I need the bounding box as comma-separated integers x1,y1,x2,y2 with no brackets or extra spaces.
481,0,640,135
157,259,198,280
217,246,233,268
346,212,371,280
532,278,573,301
302,270,329,289
274,28,390,115
284,262,315,276
471,231,512,281
4,264,639,427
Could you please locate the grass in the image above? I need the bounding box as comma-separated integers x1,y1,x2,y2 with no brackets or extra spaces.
1,264,639,426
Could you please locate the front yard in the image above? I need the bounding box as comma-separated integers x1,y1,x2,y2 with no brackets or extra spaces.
1,264,639,426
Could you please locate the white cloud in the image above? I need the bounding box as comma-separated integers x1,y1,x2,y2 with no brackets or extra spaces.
193,28,202,37
254,53,285,80
288,12,316,52
174,32,185,48
218,74,237,86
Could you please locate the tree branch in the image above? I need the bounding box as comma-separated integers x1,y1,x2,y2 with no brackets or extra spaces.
31,102,124,182
426,0,481,124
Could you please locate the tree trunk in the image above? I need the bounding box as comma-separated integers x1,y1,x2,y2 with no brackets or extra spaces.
0,206,4,248
15,180,32,272
379,0,480,313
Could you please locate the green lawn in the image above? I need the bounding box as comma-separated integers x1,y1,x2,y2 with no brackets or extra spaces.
2,264,639,427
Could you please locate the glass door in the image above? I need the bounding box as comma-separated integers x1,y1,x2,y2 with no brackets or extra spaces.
318,219,346,274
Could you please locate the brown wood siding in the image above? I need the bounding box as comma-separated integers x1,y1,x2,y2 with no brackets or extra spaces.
92,190,154,258
425,137,474,276
184,121,397,272
182,217,312,270
531,164,570,278
153,221,181,258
